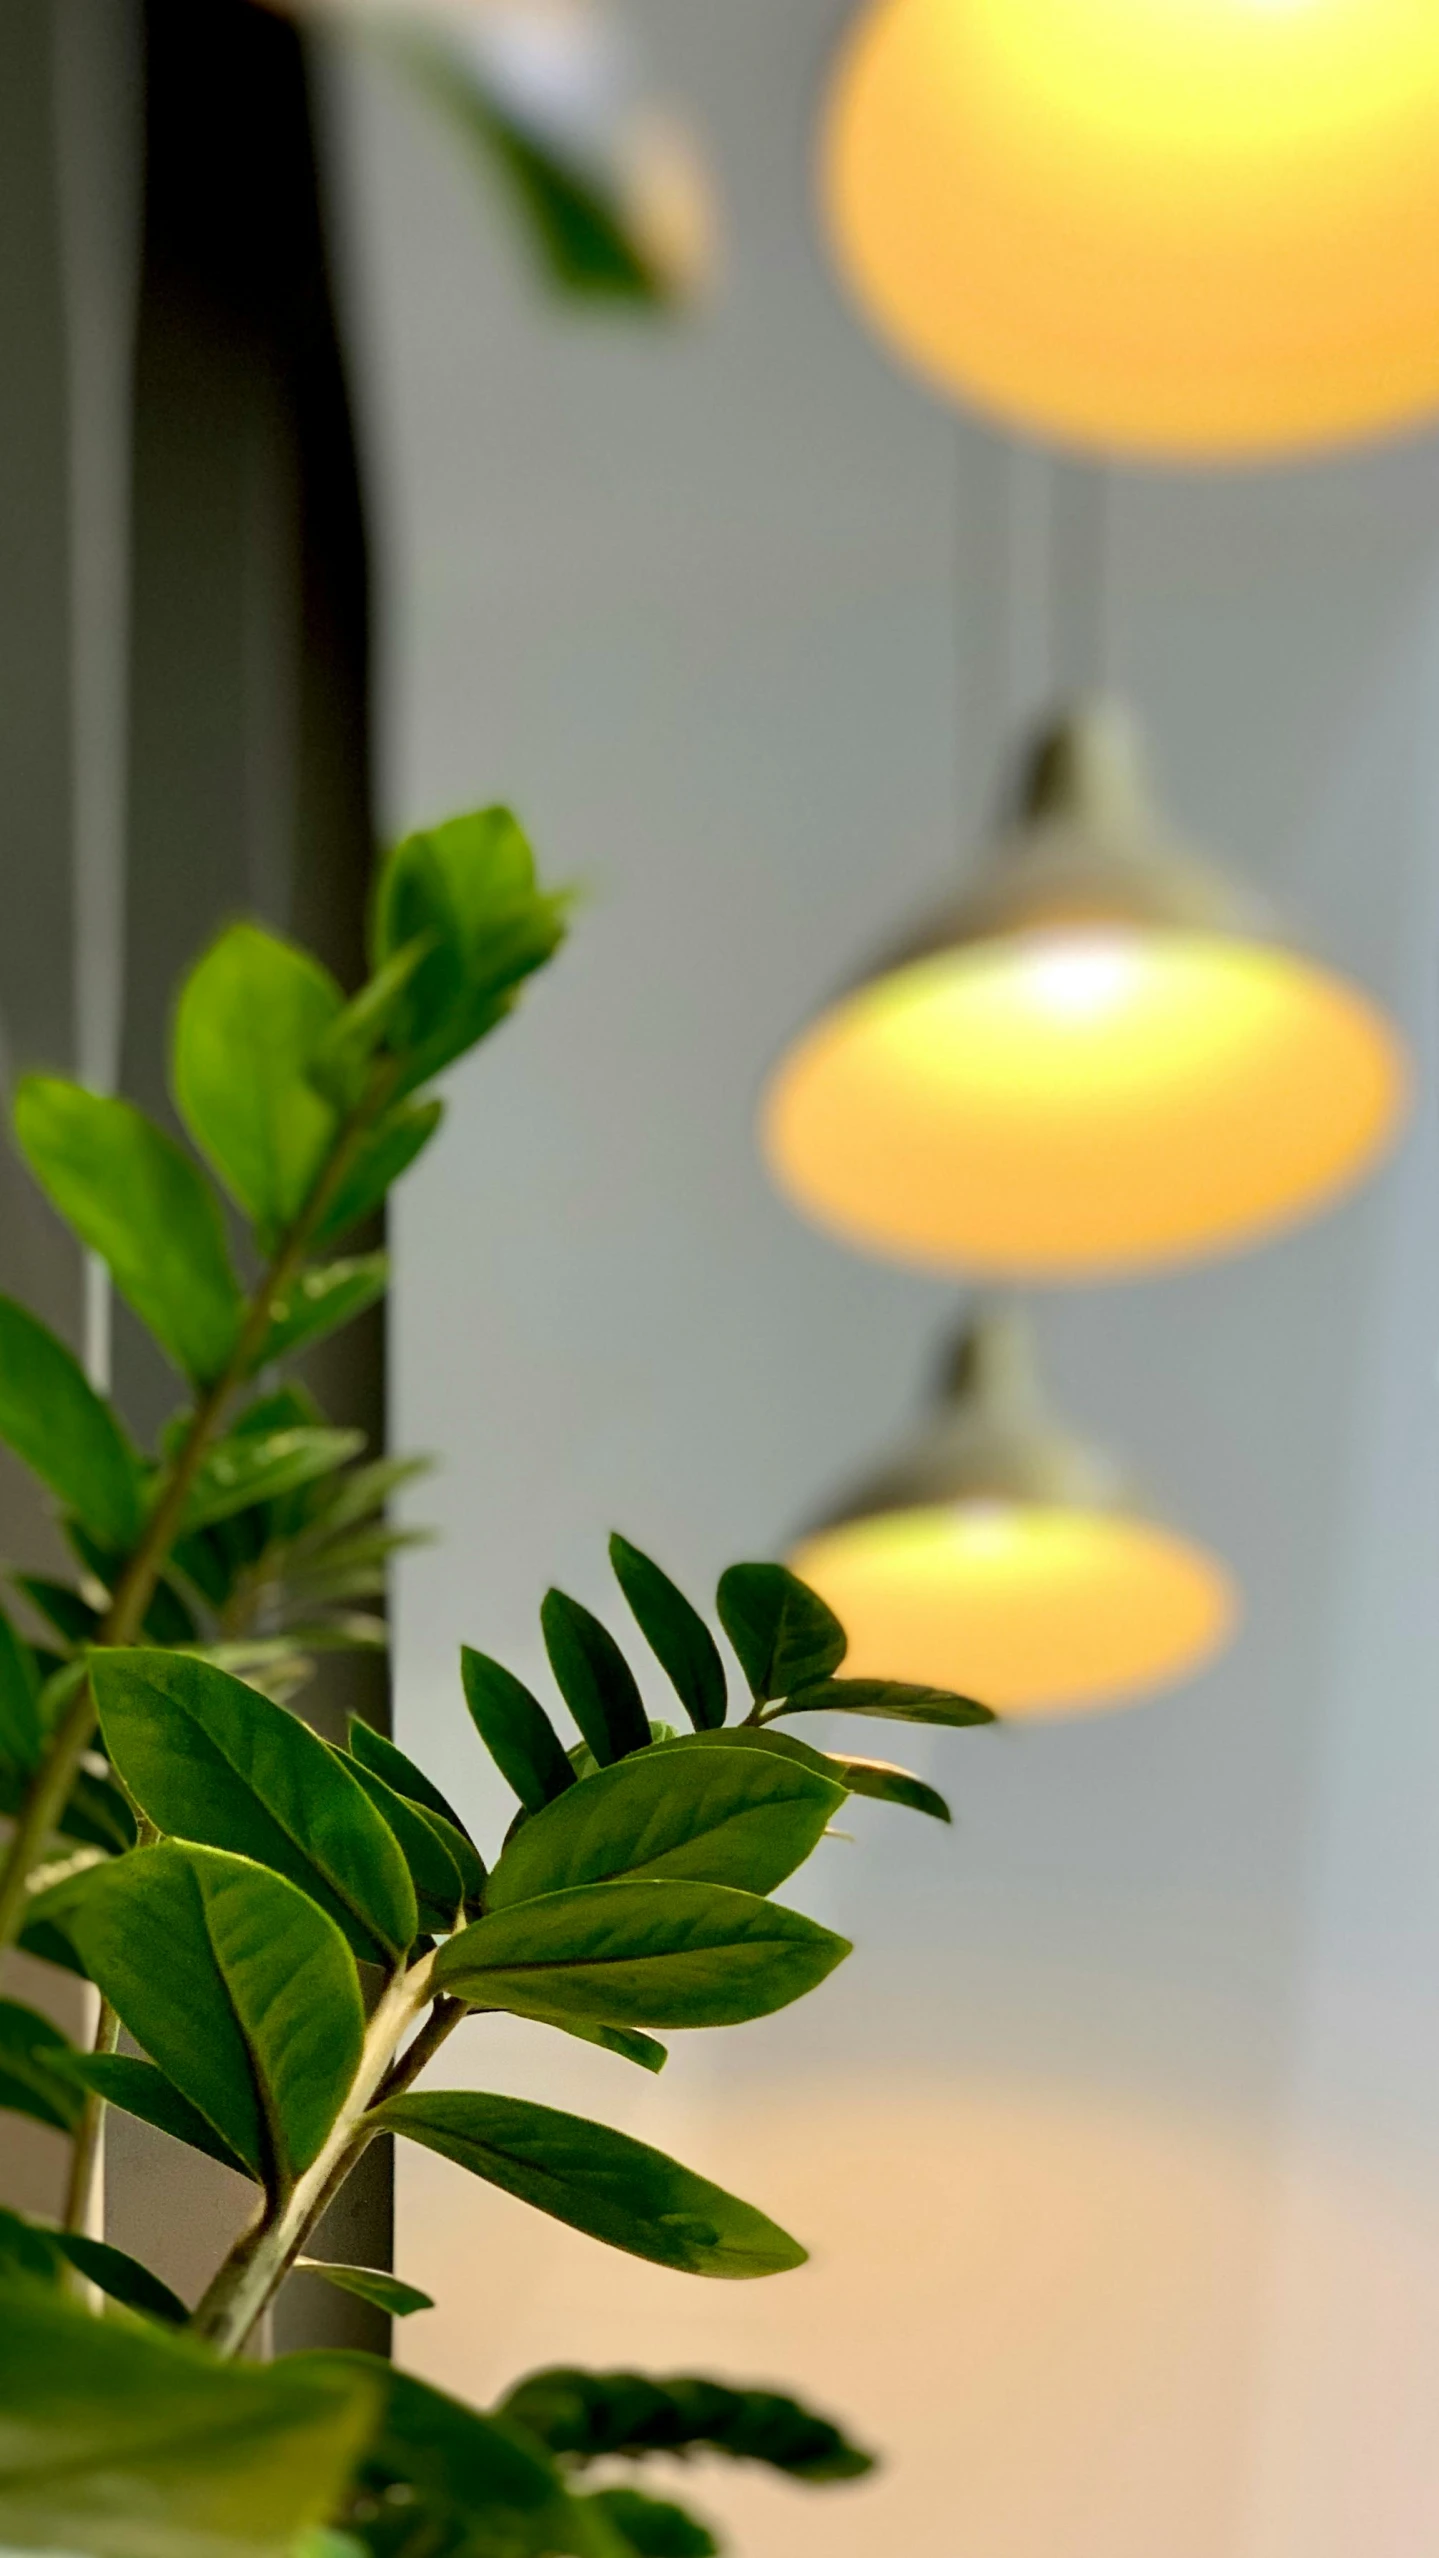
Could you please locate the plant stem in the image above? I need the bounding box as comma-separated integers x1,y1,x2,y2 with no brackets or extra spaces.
376,1994,466,2103
189,1954,436,2360
61,1996,119,2237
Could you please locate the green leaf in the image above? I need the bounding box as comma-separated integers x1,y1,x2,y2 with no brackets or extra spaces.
254,1257,389,1371
173,925,345,1241
582,2488,716,2558
336,1750,465,1933
541,1591,649,1767
183,1425,365,1532
293,2260,434,2319
49,2228,188,2326
0,2277,380,2558
715,1565,846,1704
64,1840,365,2188
311,1099,444,1251
346,1719,474,1842
0,2204,62,2281
0,1999,82,2133
0,1297,145,1548
462,1646,577,1811
485,1740,844,1911
608,1538,727,1732
547,2019,668,2075
824,1751,952,1821
498,2367,875,2481
93,1649,417,1967
371,807,567,1095
433,1878,849,2030
307,935,436,1112
0,1608,42,1776
15,1078,244,1386
377,2091,806,2279
772,1677,994,1727
13,1574,100,1647
59,2051,256,2180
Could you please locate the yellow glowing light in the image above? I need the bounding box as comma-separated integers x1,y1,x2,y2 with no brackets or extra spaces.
822,0,1439,457
763,927,1407,1279
792,1501,1237,1718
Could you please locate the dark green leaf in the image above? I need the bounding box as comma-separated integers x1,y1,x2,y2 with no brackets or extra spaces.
14,1077,244,1386
0,2204,62,2280
184,1426,365,1532
434,1878,849,2031
377,2091,806,2279
64,1839,365,2188
715,1565,846,1704
462,1646,576,1812
346,1718,475,1840
582,2489,716,2557
0,2277,381,2558
499,2368,875,2481
93,1648,417,1967
546,2019,668,2074
59,2051,256,2179
311,1099,444,1251
50,2229,188,2326
61,1765,137,1856
14,1573,99,1647
173,925,345,1242
0,1296,145,1547
542,1591,649,1767
371,807,567,1096
485,1740,844,1911
608,1538,726,1732
772,1677,994,1727
336,1749,464,1933
293,2260,434,2318
824,1752,952,1822
0,1997,82,2133
254,1256,389,1372
0,1607,41,1776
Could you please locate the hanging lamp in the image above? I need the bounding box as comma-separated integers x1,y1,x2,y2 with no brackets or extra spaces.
822,0,1439,461
762,702,1408,1280
790,1307,1238,1720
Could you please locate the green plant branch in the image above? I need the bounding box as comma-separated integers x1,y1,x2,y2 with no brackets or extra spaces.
376,1993,467,2103
61,1994,120,2239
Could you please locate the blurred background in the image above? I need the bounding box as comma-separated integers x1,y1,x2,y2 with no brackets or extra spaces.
6,0,1439,2550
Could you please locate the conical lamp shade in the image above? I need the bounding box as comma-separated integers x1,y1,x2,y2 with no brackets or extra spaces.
822,0,1439,461
762,705,1408,1280
790,1310,1238,1719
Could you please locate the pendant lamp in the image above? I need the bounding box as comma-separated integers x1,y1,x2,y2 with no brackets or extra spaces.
790,1308,1238,1720
762,703,1408,1280
822,0,1439,460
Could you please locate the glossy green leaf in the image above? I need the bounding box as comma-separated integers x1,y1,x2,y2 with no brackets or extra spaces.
824,1752,952,1822
582,2489,716,2558
0,1998,82,2133
716,1564,846,1703
15,1078,244,1386
50,2228,188,2326
0,2277,380,2558
608,1538,727,1732
336,1749,464,1933
772,1677,994,1727
347,1718,474,1840
499,2367,875,2481
311,1099,444,1251
377,2091,806,2279
184,1426,365,1532
254,1256,389,1371
485,1740,844,1911
0,1296,145,1548
174,924,344,1240
0,1608,42,1775
462,1646,576,1811
60,2051,256,2179
547,2018,668,2074
293,2260,434,2318
65,1840,365,2188
542,1591,649,1767
92,1648,417,1966
434,1877,849,2030
371,807,567,1095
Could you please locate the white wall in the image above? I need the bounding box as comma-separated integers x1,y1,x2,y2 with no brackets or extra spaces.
329,7,1439,2548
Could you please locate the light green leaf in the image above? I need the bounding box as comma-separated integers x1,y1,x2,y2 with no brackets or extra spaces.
371,807,567,1095
715,1564,846,1703
306,936,436,1111
485,1741,844,1911
183,1425,365,1531
0,2000,82,2134
0,1608,42,1776
59,2051,256,2180
498,2366,875,2480
253,1257,389,1371
173,924,344,1241
462,1646,577,1812
772,1677,994,1727
0,1297,146,1548
64,1840,365,2188
93,1649,417,1966
824,1752,952,1821
0,2277,380,2558
541,1590,650,1767
608,1537,727,1732
378,2091,806,2279
311,1099,444,1251
293,2260,434,2319
14,1078,243,1385
433,1877,849,2030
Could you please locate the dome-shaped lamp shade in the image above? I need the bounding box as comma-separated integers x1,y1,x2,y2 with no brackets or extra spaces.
762,708,1409,1281
822,0,1439,461
790,1311,1239,1720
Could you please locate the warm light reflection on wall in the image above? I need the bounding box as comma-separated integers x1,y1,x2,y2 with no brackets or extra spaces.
822,0,1439,457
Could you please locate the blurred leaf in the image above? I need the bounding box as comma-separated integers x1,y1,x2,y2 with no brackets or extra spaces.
0,1296,146,1548
307,936,436,1112
462,1646,576,1812
823,1752,951,1822
254,1257,389,1371
499,2367,875,2482
371,807,567,1096
608,1538,726,1732
48,2228,188,2326
0,1998,82,2133
183,1425,365,1533
13,1575,99,1648
715,1565,845,1704
173,925,343,1242
0,1608,42,1776
772,1678,993,1728
311,1100,444,1252
541,1591,649,1767
292,2260,433,2319
434,1878,849,2031
59,2051,256,2180
377,2091,805,2280
582,2488,716,2557
15,1079,243,1386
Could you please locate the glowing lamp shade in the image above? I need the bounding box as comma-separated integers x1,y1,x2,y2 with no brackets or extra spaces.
821,0,1439,460
762,709,1409,1281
